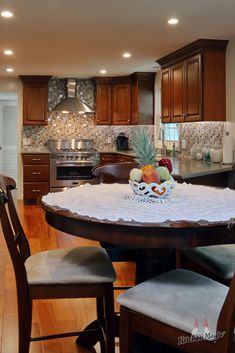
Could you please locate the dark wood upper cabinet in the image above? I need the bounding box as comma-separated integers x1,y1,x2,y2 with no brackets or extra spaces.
112,82,131,125
95,82,112,125
93,72,155,126
20,75,52,125
131,72,155,125
161,69,171,122
171,62,185,122
156,39,228,123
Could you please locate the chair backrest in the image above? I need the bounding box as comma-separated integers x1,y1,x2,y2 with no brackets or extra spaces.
0,175,30,288
216,272,235,351
93,162,139,183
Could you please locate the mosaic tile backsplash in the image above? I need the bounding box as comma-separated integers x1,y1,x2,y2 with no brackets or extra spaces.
22,112,154,150
179,122,225,149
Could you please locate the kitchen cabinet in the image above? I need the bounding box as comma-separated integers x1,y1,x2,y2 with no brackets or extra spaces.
95,80,112,125
131,72,155,125
22,153,50,202
19,75,52,125
100,153,136,165
112,81,131,125
157,39,228,123
100,153,117,165
116,154,135,163
93,72,155,126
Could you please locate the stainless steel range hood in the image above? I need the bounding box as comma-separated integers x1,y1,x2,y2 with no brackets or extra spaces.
53,78,94,114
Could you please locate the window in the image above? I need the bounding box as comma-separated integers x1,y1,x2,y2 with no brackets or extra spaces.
160,123,179,142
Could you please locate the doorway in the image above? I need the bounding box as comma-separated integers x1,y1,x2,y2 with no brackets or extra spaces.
0,93,18,182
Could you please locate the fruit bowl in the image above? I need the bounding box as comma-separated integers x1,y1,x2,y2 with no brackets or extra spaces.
129,176,175,198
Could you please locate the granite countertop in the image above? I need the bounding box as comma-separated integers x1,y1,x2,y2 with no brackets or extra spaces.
21,147,50,154
171,156,234,179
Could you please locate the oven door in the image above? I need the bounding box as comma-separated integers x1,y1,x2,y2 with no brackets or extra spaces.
50,160,96,190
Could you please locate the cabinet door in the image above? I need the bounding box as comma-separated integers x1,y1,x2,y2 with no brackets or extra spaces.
112,83,131,125
171,62,185,122
161,69,171,123
23,84,48,125
131,81,138,124
184,54,202,121
95,84,112,125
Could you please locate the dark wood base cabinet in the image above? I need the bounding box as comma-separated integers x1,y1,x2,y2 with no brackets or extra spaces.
100,153,136,165
22,153,50,202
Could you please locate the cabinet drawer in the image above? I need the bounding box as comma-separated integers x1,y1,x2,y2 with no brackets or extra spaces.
116,154,135,163
100,153,117,165
22,154,50,165
23,182,50,200
23,165,49,182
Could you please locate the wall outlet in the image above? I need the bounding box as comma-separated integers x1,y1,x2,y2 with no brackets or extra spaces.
107,136,112,143
181,139,186,149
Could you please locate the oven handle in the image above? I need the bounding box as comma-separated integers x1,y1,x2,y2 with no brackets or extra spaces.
55,161,94,167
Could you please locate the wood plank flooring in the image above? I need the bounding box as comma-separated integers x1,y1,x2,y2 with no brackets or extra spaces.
0,200,135,353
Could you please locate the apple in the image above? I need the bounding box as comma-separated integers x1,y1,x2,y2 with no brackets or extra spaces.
143,168,160,184
158,158,173,173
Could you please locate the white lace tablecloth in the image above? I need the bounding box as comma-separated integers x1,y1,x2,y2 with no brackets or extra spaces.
42,183,235,224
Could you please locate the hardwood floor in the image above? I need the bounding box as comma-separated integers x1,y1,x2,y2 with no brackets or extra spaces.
0,200,135,353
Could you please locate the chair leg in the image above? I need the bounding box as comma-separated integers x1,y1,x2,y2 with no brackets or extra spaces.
119,306,135,353
18,297,32,353
96,298,106,353
104,285,115,353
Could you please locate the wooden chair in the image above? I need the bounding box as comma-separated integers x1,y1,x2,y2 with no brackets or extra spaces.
118,269,235,353
93,163,139,289
178,245,235,286
0,174,116,353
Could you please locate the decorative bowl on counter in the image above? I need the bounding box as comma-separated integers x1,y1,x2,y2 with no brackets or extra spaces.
129,176,176,199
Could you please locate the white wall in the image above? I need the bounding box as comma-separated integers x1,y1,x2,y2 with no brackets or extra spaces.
0,77,23,199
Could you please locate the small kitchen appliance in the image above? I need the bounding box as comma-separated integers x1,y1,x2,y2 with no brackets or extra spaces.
116,133,129,151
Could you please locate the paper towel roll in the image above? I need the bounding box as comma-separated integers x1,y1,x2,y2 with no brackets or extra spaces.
223,131,234,164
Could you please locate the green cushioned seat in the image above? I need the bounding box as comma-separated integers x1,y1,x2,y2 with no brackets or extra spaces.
117,269,228,335
182,245,235,280
25,246,116,285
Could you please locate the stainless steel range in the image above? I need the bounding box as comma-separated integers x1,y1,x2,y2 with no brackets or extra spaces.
47,139,100,191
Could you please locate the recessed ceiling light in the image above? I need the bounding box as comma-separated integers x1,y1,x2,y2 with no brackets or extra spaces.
100,69,107,74
123,52,131,58
1,10,13,18
168,18,179,25
6,68,14,72
4,49,13,55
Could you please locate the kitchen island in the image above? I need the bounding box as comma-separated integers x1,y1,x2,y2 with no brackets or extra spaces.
99,150,235,188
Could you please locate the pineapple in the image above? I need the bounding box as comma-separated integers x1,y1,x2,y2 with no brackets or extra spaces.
130,128,157,167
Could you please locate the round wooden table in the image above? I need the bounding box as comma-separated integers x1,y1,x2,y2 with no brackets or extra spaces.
39,197,235,249
39,195,235,353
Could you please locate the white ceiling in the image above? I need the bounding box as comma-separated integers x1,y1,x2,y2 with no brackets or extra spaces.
1,0,235,78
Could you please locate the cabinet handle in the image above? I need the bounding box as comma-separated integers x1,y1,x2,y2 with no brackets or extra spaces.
32,189,41,192
32,172,41,175
32,158,41,161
